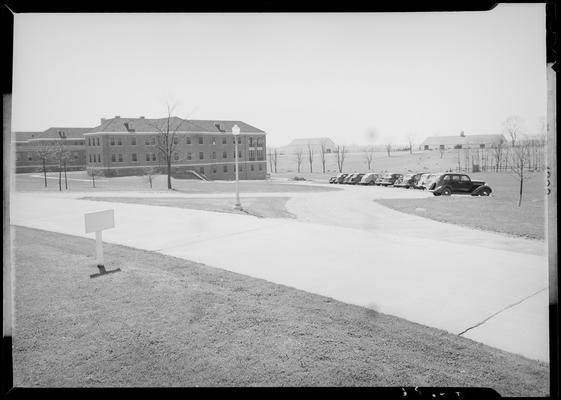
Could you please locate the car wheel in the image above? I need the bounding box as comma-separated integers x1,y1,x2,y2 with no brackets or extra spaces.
442,187,452,196
479,189,490,196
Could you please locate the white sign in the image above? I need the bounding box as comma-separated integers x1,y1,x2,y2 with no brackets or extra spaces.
85,209,115,234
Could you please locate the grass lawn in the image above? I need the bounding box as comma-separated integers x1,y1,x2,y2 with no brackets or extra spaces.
12,227,549,394
14,172,339,194
375,172,546,240
81,196,296,219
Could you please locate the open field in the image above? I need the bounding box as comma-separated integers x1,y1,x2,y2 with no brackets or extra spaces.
82,196,296,219
12,226,549,394
13,171,338,194
375,172,546,240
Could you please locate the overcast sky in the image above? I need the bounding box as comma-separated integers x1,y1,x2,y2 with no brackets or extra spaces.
12,4,546,146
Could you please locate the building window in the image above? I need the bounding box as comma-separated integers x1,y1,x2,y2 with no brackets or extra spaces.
89,154,92,162
117,137,122,146
173,136,179,145
111,154,116,162
27,154,33,161
96,138,100,146
151,153,156,161
480,144,485,149
198,136,203,145
110,137,115,146
250,164,254,171
222,137,227,144
151,137,156,146
223,165,228,173
118,154,123,162
146,153,150,162
132,153,137,162
174,152,179,161
97,154,101,162
131,136,136,145
187,152,192,160
256,149,264,160
257,137,263,146
211,152,216,159
249,137,253,147
199,167,204,174
212,166,217,174
212,137,216,145
222,151,227,159
88,138,91,146
145,137,151,146
199,152,204,160
249,150,256,161
186,137,191,144
238,137,241,144
258,164,262,171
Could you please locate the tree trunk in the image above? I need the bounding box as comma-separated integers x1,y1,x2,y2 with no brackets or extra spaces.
92,169,96,188
167,159,172,189
64,161,68,190
43,159,47,187
58,162,62,191
518,161,524,207
322,161,326,173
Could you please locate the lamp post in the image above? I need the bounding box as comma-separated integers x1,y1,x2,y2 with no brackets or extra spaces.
232,124,242,210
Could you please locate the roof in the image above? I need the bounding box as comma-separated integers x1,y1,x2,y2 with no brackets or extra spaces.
14,131,42,141
89,117,265,134
421,134,506,146
37,127,93,139
284,138,336,147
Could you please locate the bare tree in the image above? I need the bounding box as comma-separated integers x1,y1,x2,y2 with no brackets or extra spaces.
363,145,375,170
267,147,274,173
334,145,347,173
89,166,101,188
385,143,392,157
306,143,314,173
492,137,506,172
503,115,525,147
151,103,183,190
33,142,55,187
144,167,158,189
510,140,531,207
319,141,328,173
56,132,69,191
295,148,303,173
407,136,414,154
273,148,279,173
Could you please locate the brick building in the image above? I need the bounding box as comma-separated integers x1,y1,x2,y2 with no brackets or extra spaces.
13,127,92,173
420,132,507,150
85,116,267,179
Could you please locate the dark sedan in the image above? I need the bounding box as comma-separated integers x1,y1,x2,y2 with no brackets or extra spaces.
379,173,402,186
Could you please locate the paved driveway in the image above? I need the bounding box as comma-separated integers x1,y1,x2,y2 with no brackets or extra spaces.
10,188,549,362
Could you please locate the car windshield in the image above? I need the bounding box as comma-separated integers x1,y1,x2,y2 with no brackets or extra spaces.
383,174,393,178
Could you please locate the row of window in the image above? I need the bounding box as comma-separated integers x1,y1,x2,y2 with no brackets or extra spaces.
88,135,265,147
89,151,264,163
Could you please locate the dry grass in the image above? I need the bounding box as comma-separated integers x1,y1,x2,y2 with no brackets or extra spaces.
12,227,548,394
81,196,296,219
375,172,546,240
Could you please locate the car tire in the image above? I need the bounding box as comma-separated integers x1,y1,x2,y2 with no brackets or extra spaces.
479,189,490,196
442,187,452,196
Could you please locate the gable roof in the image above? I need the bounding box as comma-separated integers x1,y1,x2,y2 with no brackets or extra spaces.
14,131,42,142
90,117,265,134
37,127,93,139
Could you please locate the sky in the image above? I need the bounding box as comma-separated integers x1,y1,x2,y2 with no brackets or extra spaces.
11,4,547,147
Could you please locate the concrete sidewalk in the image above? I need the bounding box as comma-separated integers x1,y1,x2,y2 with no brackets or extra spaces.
10,193,549,362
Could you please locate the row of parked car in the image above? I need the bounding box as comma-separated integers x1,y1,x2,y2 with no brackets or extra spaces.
328,172,493,196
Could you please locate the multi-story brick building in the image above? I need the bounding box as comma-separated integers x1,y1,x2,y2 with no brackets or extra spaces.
13,127,92,173
85,116,267,179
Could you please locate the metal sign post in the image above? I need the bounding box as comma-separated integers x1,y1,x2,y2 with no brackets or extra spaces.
84,209,120,278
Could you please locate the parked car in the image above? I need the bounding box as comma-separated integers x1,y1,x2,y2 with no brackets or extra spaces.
424,173,445,191
329,176,337,184
431,173,493,196
394,173,422,188
380,173,402,186
374,175,385,185
330,173,346,184
414,173,431,189
348,173,365,184
359,173,379,185
334,173,348,184
343,173,358,184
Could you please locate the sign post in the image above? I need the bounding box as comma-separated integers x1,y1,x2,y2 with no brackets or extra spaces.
84,209,120,278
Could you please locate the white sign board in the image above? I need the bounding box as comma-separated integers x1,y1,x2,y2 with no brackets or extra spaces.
85,209,115,234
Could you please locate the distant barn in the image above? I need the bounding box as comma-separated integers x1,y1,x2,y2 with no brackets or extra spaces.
420,132,507,150
280,137,336,154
